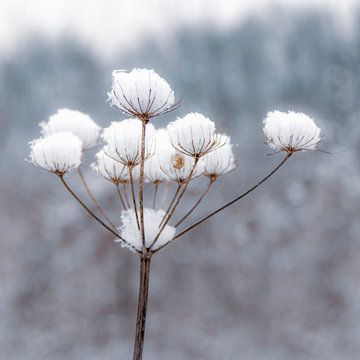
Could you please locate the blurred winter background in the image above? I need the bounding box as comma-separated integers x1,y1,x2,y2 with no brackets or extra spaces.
1,0,360,359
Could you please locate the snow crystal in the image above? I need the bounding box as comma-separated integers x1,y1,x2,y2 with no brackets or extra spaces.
108,68,175,118
40,108,100,150
115,208,176,251
29,132,82,174
263,111,322,152
167,112,223,157
102,119,156,166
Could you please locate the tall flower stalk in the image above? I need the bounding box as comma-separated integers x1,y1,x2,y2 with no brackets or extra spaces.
28,68,323,360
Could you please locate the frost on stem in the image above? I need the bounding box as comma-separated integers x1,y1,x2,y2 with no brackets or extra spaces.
108,68,177,119
102,119,156,166
115,208,176,252
91,149,129,184
201,134,235,180
40,108,101,150
144,129,173,183
263,111,322,153
29,132,82,175
167,112,224,158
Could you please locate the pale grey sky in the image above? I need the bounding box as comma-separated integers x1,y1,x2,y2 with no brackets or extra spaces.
0,0,358,57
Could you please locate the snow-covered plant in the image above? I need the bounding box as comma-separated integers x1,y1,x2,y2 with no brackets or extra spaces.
40,108,100,149
108,68,178,119
29,132,82,175
263,110,322,153
27,68,324,360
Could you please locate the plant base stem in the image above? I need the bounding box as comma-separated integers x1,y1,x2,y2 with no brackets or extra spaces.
133,255,151,360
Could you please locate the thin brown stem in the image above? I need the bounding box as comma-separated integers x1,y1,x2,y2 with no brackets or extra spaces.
133,255,151,360
123,183,131,208
152,183,159,209
139,120,147,249
159,184,182,228
175,178,214,227
154,153,292,253
116,184,127,210
175,153,291,239
150,158,199,250
78,168,117,232
59,176,139,252
129,166,140,230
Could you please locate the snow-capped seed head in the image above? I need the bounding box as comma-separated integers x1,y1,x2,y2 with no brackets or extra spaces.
115,208,176,252
40,108,100,150
108,68,176,120
167,113,224,158
91,149,129,184
29,132,82,175
160,151,203,184
144,129,173,183
102,119,156,166
263,111,322,153
202,134,236,180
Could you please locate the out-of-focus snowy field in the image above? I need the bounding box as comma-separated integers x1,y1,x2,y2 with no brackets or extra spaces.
1,1,360,359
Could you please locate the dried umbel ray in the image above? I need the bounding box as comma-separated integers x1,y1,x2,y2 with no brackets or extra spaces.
28,68,323,360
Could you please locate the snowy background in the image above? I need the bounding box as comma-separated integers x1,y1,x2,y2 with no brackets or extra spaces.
1,0,360,359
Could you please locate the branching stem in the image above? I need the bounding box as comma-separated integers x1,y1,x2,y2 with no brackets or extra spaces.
154,153,292,252
129,166,140,230
78,168,117,232
59,175,139,252
175,178,214,227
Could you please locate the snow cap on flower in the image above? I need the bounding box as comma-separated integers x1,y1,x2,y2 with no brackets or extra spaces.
167,112,223,158
91,149,129,184
263,111,322,153
115,208,176,252
108,68,176,119
202,134,235,180
160,151,203,184
29,132,82,175
144,129,173,183
102,118,156,166
40,108,100,150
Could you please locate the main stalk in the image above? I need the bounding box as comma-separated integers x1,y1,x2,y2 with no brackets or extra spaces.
133,255,152,360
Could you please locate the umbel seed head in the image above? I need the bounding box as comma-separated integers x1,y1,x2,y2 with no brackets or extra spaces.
263,111,322,153
40,108,100,150
167,112,224,158
29,132,82,175
108,68,176,120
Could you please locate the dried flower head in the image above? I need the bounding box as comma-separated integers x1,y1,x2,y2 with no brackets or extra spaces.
29,132,82,175
102,119,156,167
40,108,100,150
144,129,173,183
202,134,235,180
160,151,202,184
108,68,177,120
91,149,129,184
167,113,224,158
115,208,176,252
263,111,322,153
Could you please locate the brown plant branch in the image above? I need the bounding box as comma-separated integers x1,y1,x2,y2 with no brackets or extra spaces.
129,166,140,230
116,184,127,210
78,168,117,232
132,255,151,360
175,178,214,227
154,153,292,253
59,175,139,252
